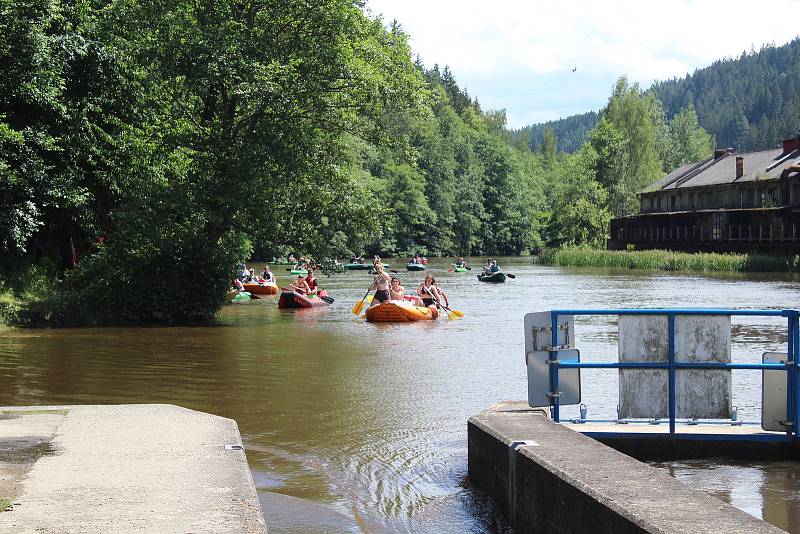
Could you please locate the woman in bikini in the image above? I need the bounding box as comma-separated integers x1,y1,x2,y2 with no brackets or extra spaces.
417,274,449,311
369,262,391,307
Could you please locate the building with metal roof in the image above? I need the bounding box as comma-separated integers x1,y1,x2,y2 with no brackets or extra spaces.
609,136,800,254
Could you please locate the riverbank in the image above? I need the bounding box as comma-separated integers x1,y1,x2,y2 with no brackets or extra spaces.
538,247,800,273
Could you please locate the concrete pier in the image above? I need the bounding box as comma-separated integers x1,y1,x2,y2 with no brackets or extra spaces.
469,401,785,534
0,404,266,533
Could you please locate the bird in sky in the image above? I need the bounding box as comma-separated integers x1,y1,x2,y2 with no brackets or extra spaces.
572,66,577,72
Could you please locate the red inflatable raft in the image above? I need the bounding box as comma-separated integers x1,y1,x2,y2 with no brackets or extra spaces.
277,290,331,309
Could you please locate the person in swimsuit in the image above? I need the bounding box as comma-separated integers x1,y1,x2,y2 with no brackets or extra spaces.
391,277,423,305
417,274,448,310
289,275,311,294
369,263,391,307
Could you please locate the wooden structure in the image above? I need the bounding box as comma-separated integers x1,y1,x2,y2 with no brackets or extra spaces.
609,136,800,254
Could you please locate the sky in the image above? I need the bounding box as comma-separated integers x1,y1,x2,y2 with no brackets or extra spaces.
365,0,800,129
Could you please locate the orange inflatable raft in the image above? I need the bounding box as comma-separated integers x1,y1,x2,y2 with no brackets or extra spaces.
243,282,280,295
365,301,439,322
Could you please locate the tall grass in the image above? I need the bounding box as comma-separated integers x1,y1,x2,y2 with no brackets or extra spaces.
538,248,800,273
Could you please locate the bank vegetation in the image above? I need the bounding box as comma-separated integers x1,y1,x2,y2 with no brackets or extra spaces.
540,248,800,273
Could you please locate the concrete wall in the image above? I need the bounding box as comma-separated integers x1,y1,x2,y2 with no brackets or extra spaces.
618,315,731,419
468,401,783,534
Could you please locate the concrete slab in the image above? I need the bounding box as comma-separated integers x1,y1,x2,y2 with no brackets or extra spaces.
469,400,785,534
0,404,266,533
0,410,66,511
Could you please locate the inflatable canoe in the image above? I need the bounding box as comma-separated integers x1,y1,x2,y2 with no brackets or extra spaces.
228,291,252,302
278,290,331,309
290,269,308,275
453,265,468,272
477,272,506,283
365,301,438,322
243,283,279,295
406,263,426,271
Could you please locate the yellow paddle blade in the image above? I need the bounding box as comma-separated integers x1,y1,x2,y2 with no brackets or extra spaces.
352,299,365,315
448,308,465,317
446,309,460,320
367,295,374,302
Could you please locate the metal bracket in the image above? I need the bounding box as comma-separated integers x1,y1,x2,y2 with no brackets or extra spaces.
508,440,539,530
545,359,561,366
546,391,561,399
779,420,796,428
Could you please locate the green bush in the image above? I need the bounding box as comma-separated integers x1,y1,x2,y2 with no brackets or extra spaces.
64,230,249,324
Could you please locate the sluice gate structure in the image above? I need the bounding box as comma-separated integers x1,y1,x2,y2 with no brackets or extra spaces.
469,308,798,533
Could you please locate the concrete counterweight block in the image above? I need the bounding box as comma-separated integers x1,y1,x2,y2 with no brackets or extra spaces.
618,315,731,419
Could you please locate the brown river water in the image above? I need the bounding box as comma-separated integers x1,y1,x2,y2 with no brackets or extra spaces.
2,257,800,532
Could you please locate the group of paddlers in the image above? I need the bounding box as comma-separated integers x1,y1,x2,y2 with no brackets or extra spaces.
233,265,276,290
480,259,502,276
367,260,449,311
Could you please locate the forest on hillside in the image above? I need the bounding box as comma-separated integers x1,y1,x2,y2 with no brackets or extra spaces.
512,112,598,154
522,38,800,155
0,0,713,323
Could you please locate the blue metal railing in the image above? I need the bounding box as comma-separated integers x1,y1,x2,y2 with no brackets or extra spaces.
547,308,800,438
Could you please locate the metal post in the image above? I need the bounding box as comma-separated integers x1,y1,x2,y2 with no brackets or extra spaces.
550,311,560,423
787,314,795,438
794,313,800,439
668,314,676,434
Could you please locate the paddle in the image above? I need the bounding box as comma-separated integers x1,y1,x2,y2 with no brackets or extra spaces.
423,286,463,320
320,295,334,304
352,288,371,315
506,273,516,279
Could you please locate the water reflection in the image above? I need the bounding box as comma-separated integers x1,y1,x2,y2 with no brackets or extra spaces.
651,459,800,532
1,258,800,532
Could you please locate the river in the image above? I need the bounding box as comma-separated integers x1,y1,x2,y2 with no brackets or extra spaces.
1,257,799,532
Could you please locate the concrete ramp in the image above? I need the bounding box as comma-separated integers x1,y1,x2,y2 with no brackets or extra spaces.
0,404,266,533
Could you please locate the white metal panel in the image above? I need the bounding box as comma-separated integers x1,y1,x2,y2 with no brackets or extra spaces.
524,312,579,408
762,352,788,432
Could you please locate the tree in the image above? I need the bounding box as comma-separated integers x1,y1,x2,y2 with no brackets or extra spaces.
599,77,664,216
541,127,557,168
546,145,610,248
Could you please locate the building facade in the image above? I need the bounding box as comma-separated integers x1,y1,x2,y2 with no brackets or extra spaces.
609,136,800,255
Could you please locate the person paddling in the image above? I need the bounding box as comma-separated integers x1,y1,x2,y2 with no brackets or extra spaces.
369,262,391,307
289,274,311,294
417,274,448,311
455,257,467,268
305,270,320,295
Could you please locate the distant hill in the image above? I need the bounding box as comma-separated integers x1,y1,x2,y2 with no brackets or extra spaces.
519,37,800,154
512,112,597,154
652,38,800,152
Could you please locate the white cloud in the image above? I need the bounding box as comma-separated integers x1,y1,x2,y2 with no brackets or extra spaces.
366,0,800,126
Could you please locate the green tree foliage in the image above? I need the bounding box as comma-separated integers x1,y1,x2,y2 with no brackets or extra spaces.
661,105,714,171
599,78,664,216
1,0,428,322
541,127,557,168
546,145,611,248
513,111,598,154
